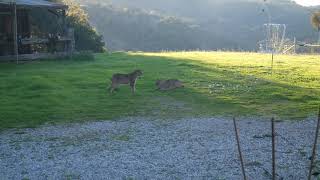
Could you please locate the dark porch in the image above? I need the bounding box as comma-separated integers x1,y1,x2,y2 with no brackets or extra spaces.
0,0,74,61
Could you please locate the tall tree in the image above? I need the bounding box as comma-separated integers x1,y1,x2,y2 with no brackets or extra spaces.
311,11,320,44
51,0,105,52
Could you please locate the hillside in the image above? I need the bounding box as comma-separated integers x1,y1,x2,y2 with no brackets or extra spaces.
83,4,236,51
78,0,319,51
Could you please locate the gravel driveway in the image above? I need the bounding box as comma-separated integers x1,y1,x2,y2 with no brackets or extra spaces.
0,117,319,179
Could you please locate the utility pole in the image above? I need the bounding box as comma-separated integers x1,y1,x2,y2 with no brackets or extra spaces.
262,0,274,74
294,37,296,54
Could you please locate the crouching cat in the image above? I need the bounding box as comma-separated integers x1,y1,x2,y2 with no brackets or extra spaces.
109,70,143,94
156,79,184,91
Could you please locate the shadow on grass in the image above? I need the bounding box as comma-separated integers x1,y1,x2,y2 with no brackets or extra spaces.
0,52,319,129
125,52,320,119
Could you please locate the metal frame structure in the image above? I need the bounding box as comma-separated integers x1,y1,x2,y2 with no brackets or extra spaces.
259,23,287,53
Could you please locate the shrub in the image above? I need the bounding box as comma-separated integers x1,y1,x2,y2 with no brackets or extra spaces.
71,51,95,61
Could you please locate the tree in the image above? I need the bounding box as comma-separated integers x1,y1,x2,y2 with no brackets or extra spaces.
311,11,320,44
51,0,105,52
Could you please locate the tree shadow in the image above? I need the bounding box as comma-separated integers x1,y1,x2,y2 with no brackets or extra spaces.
120,52,320,120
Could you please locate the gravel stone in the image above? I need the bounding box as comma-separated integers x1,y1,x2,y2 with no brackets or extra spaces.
0,117,319,179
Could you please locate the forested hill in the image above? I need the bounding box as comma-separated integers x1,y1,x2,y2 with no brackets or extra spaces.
77,0,319,51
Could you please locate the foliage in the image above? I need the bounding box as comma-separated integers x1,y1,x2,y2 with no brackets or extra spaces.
0,52,319,130
72,51,95,61
77,0,318,51
46,0,105,52
311,11,320,30
311,11,320,43
83,4,235,51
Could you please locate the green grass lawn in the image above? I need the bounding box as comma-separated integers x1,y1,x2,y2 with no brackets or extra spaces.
0,51,319,129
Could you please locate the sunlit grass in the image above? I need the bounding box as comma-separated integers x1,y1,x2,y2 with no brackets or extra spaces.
140,51,320,89
0,51,319,129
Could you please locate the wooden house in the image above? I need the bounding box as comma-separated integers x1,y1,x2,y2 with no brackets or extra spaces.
0,0,74,62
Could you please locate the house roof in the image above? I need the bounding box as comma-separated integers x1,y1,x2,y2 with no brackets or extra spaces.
0,0,67,9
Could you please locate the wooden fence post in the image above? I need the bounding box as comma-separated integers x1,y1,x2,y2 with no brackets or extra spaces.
233,117,247,180
308,106,320,180
271,52,274,75
271,117,276,180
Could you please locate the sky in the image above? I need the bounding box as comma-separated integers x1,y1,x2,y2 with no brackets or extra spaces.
293,0,320,6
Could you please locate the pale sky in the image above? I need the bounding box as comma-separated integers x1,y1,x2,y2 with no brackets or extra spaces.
293,0,320,6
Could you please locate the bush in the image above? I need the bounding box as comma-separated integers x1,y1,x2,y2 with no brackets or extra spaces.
48,0,105,52
71,51,95,61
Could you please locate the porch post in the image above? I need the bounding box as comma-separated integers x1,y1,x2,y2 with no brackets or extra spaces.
12,2,18,63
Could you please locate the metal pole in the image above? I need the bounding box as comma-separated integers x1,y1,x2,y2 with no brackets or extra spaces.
294,37,296,54
271,52,274,75
308,106,320,180
271,117,276,180
12,2,18,64
262,1,275,74
233,117,247,180
262,1,272,26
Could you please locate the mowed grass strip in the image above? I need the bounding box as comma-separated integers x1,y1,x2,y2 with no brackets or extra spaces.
0,52,319,129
